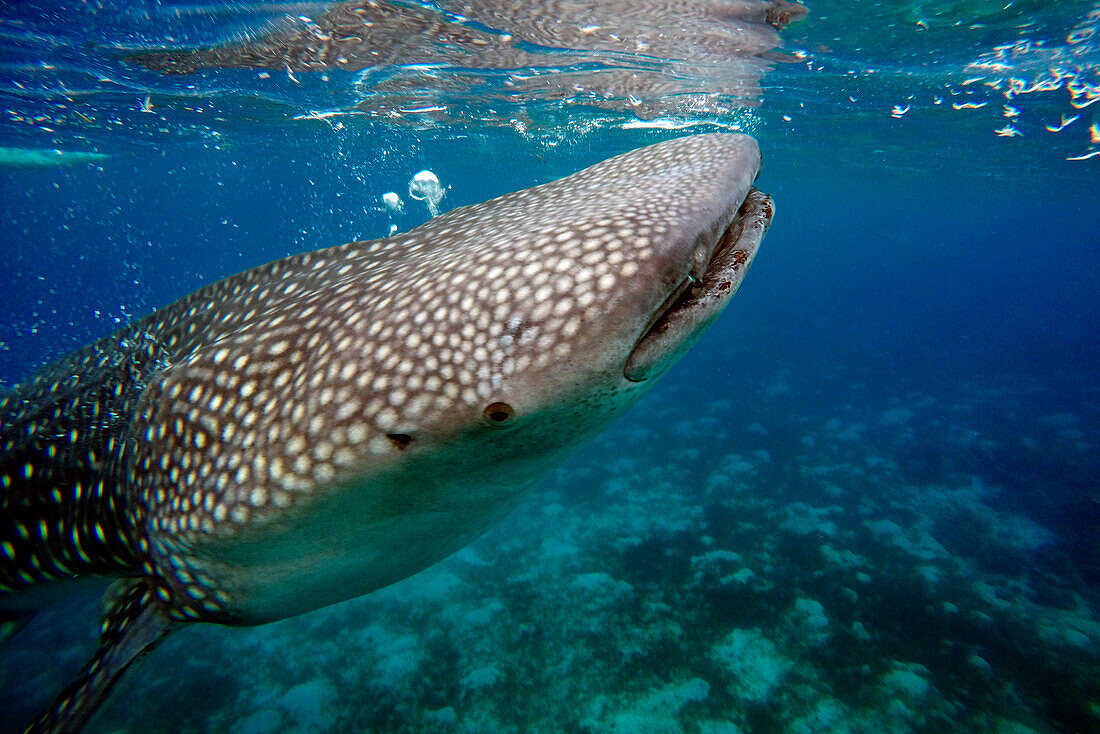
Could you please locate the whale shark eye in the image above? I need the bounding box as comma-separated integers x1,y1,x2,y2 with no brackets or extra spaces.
482,402,515,426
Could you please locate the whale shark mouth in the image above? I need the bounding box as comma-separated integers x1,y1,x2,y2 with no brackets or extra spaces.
624,187,774,382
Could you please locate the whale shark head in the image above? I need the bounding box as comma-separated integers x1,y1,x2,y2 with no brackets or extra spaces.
123,133,773,623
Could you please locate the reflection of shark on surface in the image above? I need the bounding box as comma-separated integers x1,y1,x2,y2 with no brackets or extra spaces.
129,0,808,121
0,147,108,167
1,134,773,732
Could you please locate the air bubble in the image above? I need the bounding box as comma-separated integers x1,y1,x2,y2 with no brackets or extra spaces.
381,191,404,214
408,170,444,217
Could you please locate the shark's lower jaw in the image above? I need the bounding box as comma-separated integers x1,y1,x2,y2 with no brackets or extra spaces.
624,187,774,382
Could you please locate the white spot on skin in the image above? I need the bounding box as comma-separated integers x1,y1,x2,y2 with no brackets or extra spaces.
375,407,398,432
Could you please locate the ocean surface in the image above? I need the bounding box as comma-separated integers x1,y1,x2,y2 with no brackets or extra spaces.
1,1,1098,732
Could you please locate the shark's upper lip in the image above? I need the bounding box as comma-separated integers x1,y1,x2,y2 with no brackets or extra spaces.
624,187,773,382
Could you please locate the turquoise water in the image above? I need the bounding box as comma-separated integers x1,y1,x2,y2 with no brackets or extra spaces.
1,1,1098,732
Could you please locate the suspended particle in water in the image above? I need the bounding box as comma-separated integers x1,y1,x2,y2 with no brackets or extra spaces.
409,170,444,217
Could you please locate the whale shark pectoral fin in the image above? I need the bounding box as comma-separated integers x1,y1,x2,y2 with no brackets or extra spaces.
26,580,175,734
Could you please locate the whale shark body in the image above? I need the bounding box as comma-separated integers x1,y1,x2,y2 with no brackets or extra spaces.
0,133,772,732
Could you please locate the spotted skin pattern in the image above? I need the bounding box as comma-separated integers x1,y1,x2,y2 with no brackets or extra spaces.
1,134,771,732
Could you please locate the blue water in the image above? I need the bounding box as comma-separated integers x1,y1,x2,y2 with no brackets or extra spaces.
2,1,1099,732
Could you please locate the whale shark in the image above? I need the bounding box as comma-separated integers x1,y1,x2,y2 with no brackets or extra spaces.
0,133,772,733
